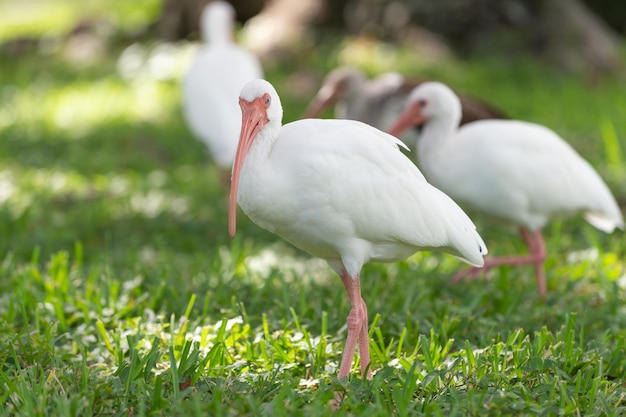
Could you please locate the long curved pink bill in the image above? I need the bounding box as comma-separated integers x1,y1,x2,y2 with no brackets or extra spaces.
387,102,423,138
229,105,261,238
302,85,339,119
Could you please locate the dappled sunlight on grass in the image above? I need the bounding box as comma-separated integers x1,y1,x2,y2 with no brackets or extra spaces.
117,41,197,82
331,36,457,77
0,1,77,42
5,244,624,414
0,164,196,219
338,37,417,75
242,243,330,285
1,74,179,139
0,0,161,42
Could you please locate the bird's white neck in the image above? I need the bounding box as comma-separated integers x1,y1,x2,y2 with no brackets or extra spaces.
202,19,234,44
416,116,458,173
343,76,368,104
245,121,282,167
237,120,282,215
339,82,367,119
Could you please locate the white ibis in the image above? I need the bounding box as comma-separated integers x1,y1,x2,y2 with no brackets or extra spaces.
303,66,507,147
229,79,487,379
182,0,263,188
388,81,624,298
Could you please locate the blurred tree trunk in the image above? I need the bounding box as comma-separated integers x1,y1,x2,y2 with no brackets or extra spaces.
537,0,622,79
239,0,324,59
582,0,626,34
154,0,624,78
156,0,202,40
328,0,623,77
155,0,264,40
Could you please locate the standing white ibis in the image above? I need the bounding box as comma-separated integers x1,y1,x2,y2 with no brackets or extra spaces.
182,0,263,188
388,81,624,298
303,66,507,147
230,79,487,380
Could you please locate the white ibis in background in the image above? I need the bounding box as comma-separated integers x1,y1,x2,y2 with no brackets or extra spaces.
388,81,624,298
229,79,487,380
182,0,263,188
303,66,507,147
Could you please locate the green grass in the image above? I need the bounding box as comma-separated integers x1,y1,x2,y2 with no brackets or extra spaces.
1,25,626,416
0,0,161,42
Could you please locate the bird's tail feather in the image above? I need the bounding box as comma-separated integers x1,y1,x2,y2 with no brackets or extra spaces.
584,211,624,233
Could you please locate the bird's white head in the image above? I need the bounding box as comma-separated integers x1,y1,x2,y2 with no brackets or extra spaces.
303,67,365,118
201,1,235,44
229,79,283,237
238,79,283,123
388,82,462,138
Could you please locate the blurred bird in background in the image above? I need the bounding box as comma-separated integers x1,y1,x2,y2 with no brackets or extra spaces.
181,0,263,190
303,66,507,147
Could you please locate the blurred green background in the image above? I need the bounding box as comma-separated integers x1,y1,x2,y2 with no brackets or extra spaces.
1,0,624,266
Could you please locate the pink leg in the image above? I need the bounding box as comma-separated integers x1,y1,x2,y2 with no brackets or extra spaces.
337,272,371,380
358,298,371,378
528,229,547,298
453,228,547,297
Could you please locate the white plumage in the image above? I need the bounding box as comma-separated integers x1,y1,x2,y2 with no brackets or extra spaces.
181,1,263,184
230,79,487,380
388,81,624,297
424,120,622,232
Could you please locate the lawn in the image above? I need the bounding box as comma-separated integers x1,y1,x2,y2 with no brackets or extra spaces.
1,6,626,416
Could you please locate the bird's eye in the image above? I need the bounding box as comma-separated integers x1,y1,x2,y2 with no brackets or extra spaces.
264,96,271,105
417,99,427,108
